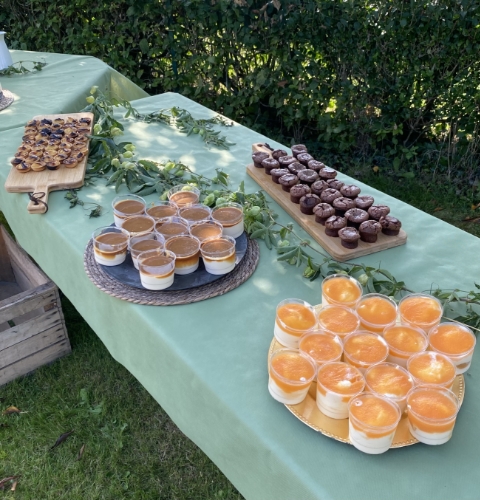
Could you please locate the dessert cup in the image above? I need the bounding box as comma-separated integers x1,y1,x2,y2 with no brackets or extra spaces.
189,220,223,242
316,304,360,339
92,226,129,266
274,298,317,349
167,184,201,207
146,201,178,220
112,194,146,227
165,235,201,275
137,249,176,290
383,324,428,368
399,293,443,333
407,351,456,389
179,204,212,224
211,202,244,238
343,331,389,373
299,331,343,368
154,216,190,241
130,236,164,270
121,215,155,238
355,293,398,333
321,274,362,309
200,236,236,275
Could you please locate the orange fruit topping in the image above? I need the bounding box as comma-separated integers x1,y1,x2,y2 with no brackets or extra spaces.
429,324,475,355
365,364,414,398
299,334,342,364
317,306,359,336
322,276,361,306
276,303,316,336
408,389,457,433
356,296,397,328
399,295,442,328
344,333,388,365
317,362,364,395
408,353,456,386
383,325,427,357
350,395,399,428
270,352,315,393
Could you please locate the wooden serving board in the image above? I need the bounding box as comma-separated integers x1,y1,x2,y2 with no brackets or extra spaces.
4,112,94,214
246,143,407,262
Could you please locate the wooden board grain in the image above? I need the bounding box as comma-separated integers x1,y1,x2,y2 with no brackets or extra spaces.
247,143,407,262
4,112,94,214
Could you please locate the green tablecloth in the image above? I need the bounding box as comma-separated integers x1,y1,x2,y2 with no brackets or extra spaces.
1,57,480,500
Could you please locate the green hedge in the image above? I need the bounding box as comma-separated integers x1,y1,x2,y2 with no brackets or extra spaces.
2,0,480,180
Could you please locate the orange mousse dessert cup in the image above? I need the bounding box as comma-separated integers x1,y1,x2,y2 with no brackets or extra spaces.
299,331,343,368
406,385,459,445
268,349,317,405
316,362,365,419
146,201,178,220
407,351,456,389
112,194,146,227
316,305,360,339
355,293,398,333
343,331,389,373
321,274,362,309
364,362,414,412
383,324,428,368
428,322,476,375
165,235,201,275
274,299,317,349
138,249,176,290
167,184,201,208
349,393,401,454
399,293,443,332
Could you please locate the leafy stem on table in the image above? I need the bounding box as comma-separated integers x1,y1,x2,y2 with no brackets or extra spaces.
0,60,47,76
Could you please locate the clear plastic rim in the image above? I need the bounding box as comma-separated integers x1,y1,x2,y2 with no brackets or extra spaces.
406,384,459,422
398,292,444,328
364,362,414,401
349,392,401,433
316,304,361,336
92,226,129,250
275,298,317,335
407,351,457,387
355,293,398,329
428,322,476,357
382,324,429,358
343,331,389,367
269,348,317,387
112,194,146,214
316,361,365,396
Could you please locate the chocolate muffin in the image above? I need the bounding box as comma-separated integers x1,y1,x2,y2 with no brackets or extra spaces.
297,152,314,167
272,149,288,161
359,220,382,243
340,184,361,199
318,167,337,180
291,144,307,158
313,203,335,225
278,155,297,169
355,195,374,210
332,197,356,216
288,161,306,175
252,151,269,168
298,169,319,186
307,160,325,172
327,179,345,191
338,227,361,249
311,180,329,196
279,173,298,192
368,205,390,220
325,216,347,237
271,168,290,184
261,157,279,175
320,188,342,204
290,184,311,204
379,215,402,236
345,208,369,229
299,194,321,215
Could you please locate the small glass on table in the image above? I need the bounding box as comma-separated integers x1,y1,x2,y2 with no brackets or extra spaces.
92,226,129,266
200,236,236,275
137,249,176,290
112,194,146,228
321,274,362,309
274,298,317,349
167,184,201,208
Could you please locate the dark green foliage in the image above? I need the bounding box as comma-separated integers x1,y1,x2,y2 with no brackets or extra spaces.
1,0,479,183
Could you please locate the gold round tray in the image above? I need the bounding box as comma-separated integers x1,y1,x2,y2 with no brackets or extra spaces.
268,337,466,448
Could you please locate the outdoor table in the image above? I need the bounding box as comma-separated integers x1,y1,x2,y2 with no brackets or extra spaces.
1,54,480,500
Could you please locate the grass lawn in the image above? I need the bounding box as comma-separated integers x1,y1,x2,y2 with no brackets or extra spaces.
1,170,478,499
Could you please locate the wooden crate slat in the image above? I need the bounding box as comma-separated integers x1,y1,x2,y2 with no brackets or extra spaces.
0,230,15,282
0,340,71,387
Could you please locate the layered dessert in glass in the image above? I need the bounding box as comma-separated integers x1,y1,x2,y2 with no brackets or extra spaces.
407,351,456,389
137,249,176,290
167,184,201,207
349,393,401,454
428,322,476,374
200,236,236,275
121,215,155,238
299,331,343,368
130,237,164,270
406,385,459,445
316,361,365,419
165,235,201,275
399,293,443,332
382,324,429,368
179,204,212,224
154,216,190,241
316,304,360,339
211,202,244,238
343,331,389,373
355,293,397,333
268,349,317,405
112,194,146,227
274,299,317,349
146,201,178,220
189,220,223,242
92,226,129,266
321,274,362,309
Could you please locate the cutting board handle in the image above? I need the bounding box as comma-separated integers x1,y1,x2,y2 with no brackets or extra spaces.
252,143,274,155
27,184,49,214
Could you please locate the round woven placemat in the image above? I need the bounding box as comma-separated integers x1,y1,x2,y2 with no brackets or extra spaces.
84,237,260,305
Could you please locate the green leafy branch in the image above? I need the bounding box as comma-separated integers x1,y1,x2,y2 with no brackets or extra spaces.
0,60,47,76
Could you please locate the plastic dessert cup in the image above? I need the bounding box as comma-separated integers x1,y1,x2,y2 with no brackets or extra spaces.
407,351,456,389
406,385,459,445
121,215,155,238
274,299,317,349
383,325,429,368
137,249,176,290
211,202,244,238
92,226,129,266
364,363,414,412
200,236,236,275
355,293,398,333
165,235,201,275
316,362,365,419
167,184,201,208
349,393,401,454
299,331,343,368
154,216,190,241
268,349,317,405
179,204,212,224
428,322,476,374
189,220,223,242
146,201,178,220
316,305,360,339
321,274,362,309
112,194,146,227
130,236,165,270
399,293,443,333
343,331,389,373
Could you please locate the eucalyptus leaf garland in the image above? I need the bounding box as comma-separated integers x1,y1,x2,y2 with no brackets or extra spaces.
0,60,47,76
75,89,480,332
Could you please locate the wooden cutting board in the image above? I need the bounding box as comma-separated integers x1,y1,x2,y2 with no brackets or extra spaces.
246,143,407,262
4,112,94,214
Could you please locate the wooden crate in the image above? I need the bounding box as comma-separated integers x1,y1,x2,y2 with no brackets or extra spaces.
0,225,71,386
